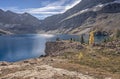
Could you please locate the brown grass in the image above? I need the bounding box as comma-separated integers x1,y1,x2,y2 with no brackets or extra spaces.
52,45,120,79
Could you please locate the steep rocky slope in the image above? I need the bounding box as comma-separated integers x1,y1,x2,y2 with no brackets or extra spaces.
0,0,120,34
40,0,120,34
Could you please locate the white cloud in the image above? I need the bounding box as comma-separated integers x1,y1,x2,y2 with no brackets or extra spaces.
24,6,64,15
64,0,82,11
1,0,82,19
23,0,81,15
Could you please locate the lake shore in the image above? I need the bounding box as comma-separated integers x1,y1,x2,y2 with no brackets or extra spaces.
0,39,120,79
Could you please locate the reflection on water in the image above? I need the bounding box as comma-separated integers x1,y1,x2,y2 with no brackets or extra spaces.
0,34,106,62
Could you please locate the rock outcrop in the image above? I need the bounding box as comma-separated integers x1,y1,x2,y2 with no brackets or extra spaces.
45,41,83,56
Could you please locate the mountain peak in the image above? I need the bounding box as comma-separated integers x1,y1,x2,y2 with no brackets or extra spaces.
0,9,4,13
5,10,17,15
6,10,14,13
22,12,30,16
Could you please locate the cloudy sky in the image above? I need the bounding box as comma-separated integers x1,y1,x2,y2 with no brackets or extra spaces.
0,0,81,19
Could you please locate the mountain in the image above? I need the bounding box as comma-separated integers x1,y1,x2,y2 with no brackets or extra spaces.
40,0,120,34
0,9,41,34
0,0,120,34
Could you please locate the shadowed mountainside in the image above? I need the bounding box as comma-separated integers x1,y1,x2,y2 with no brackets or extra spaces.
40,0,120,34
0,0,120,34
0,9,41,34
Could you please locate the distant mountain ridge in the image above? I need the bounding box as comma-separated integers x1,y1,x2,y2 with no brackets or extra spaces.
0,0,120,34
0,9,41,34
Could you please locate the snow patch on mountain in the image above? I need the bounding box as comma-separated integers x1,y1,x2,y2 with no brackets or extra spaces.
61,0,120,22
61,4,103,22
93,4,104,11
114,0,120,3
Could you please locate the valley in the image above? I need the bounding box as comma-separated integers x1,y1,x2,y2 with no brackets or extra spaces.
0,0,120,79
0,0,120,34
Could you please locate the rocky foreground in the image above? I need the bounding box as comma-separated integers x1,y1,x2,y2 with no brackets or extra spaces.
0,57,96,79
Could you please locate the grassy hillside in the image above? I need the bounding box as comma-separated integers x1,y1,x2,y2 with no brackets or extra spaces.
46,38,120,79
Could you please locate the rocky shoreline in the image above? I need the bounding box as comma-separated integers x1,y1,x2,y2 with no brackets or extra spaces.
0,40,120,79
